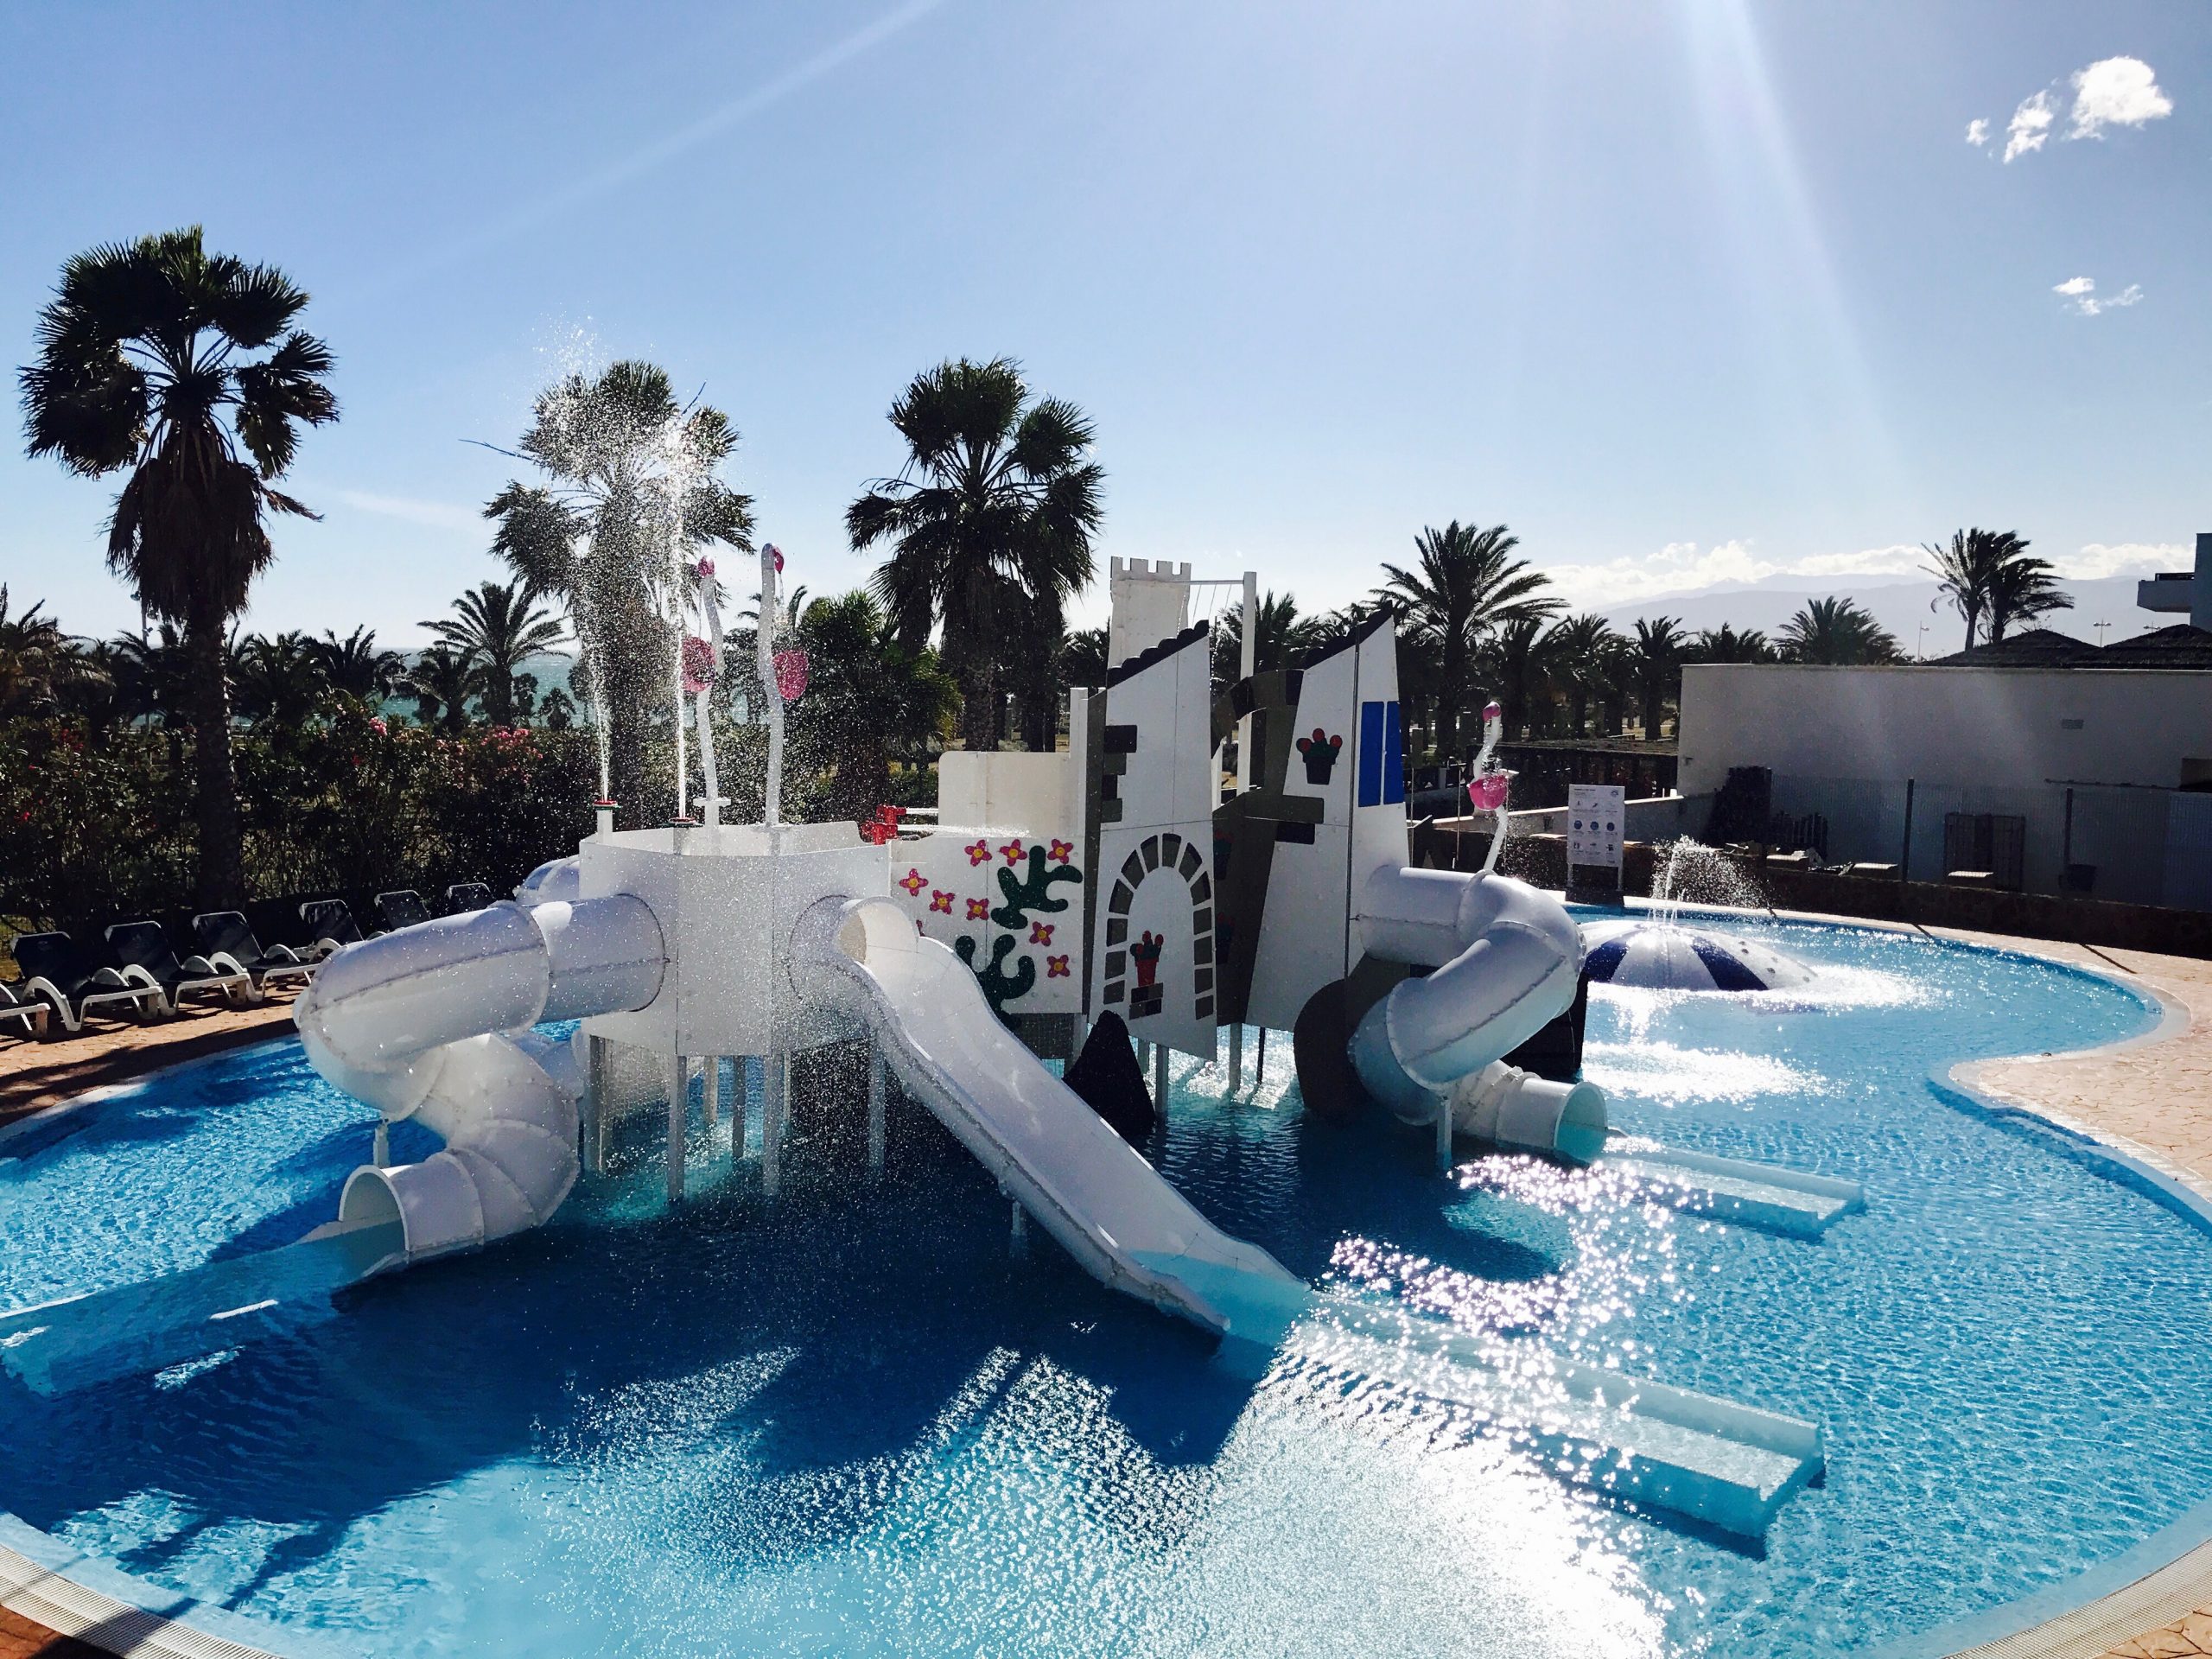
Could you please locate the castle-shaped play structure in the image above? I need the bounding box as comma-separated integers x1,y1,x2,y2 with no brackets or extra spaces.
3,550,1865,1541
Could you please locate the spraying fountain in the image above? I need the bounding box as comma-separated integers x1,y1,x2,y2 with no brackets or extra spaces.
1584,837,1817,994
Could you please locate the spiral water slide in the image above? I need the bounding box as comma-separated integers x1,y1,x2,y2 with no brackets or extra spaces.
1347,866,1599,1153
293,896,666,1260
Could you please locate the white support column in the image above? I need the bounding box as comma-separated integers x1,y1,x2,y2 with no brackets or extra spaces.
867,1047,886,1173
1436,1096,1452,1174
1236,569,1257,792
1009,1195,1028,1259
702,1055,719,1131
1227,1023,1243,1095
667,1054,688,1204
762,1051,783,1196
587,1035,609,1175
372,1120,390,1169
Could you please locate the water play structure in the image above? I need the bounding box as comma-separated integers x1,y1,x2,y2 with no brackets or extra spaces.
0,551,1859,1541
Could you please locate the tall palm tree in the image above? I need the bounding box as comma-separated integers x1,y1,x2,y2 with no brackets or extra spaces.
1542,613,1623,736
1482,615,1567,738
1778,596,1904,664
1379,522,1557,760
423,580,567,728
849,357,1104,752
311,626,403,703
1630,616,1688,740
486,361,753,819
1062,626,1110,690
1923,528,2033,652
1986,550,2072,643
403,644,479,734
21,227,338,902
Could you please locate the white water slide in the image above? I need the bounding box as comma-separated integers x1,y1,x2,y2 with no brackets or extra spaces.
796,895,1306,1341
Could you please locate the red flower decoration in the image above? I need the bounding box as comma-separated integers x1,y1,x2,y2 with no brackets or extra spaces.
1046,955,1070,978
929,889,955,914
1029,921,1055,945
964,839,991,866
681,635,717,696
966,898,989,920
1047,839,1073,863
998,837,1024,865
898,868,927,896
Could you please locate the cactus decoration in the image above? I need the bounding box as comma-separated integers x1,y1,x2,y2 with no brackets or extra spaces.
990,845,1084,928
956,932,1037,1014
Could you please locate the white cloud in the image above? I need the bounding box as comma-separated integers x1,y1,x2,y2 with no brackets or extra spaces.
336,488,482,531
1539,541,1929,607
1966,118,1991,147
2053,276,2143,316
2069,56,2172,140
2005,90,2055,161
2060,543,2183,579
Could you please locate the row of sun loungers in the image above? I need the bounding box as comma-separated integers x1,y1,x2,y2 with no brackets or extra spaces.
3,883,499,1041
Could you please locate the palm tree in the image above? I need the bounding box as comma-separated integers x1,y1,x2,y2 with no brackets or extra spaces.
794,590,959,817
403,644,479,734
1211,589,1321,691
1379,523,1557,760
231,631,327,730
1062,626,1110,690
21,227,337,904
1923,528,2033,652
311,626,403,702
0,588,78,718
1687,622,1777,664
486,361,753,820
1630,616,1688,739
1777,596,1904,664
1542,613,1623,736
1482,615,1567,738
1986,550,2072,643
107,623,192,733
423,580,566,728
849,357,1104,752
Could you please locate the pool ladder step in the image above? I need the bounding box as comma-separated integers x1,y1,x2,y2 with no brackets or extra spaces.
1598,1140,1866,1238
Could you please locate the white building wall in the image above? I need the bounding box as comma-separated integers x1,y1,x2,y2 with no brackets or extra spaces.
1675,665,2212,906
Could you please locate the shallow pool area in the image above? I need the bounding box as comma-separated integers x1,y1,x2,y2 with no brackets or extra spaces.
3,915,2208,1658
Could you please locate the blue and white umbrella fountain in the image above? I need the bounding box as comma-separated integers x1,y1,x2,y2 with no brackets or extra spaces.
1582,920,1815,993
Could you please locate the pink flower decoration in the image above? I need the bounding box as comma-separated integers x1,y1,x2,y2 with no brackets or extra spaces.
681,636,717,696
1469,770,1512,811
696,556,716,579
1482,701,1503,725
369,716,388,735
773,648,808,702
766,543,785,573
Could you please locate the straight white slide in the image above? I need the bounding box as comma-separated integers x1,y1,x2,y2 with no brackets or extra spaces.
802,896,1305,1341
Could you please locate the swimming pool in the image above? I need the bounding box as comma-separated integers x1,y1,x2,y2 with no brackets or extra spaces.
2,915,2205,1657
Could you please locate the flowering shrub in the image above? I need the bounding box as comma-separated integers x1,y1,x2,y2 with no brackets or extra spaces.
0,713,598,933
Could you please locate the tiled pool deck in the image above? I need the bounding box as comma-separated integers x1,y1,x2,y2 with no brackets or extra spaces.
0,918,2206,1659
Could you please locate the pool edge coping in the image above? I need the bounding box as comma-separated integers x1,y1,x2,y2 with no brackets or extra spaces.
5,906,2207,1659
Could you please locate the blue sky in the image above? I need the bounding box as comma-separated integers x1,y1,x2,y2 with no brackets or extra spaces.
3,2,2202,646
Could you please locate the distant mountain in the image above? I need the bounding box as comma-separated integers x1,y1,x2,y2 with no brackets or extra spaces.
1600,576,2164,658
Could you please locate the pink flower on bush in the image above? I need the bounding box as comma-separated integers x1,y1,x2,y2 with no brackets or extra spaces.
682,636,717,696
369,716,388,736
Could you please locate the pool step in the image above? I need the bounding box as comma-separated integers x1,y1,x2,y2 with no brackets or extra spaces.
1598,1141,1866,1238
1292,1297,1824,1539
0,1219,404,1395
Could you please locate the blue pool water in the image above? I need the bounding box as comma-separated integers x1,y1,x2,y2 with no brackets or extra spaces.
1,917,2206,1657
